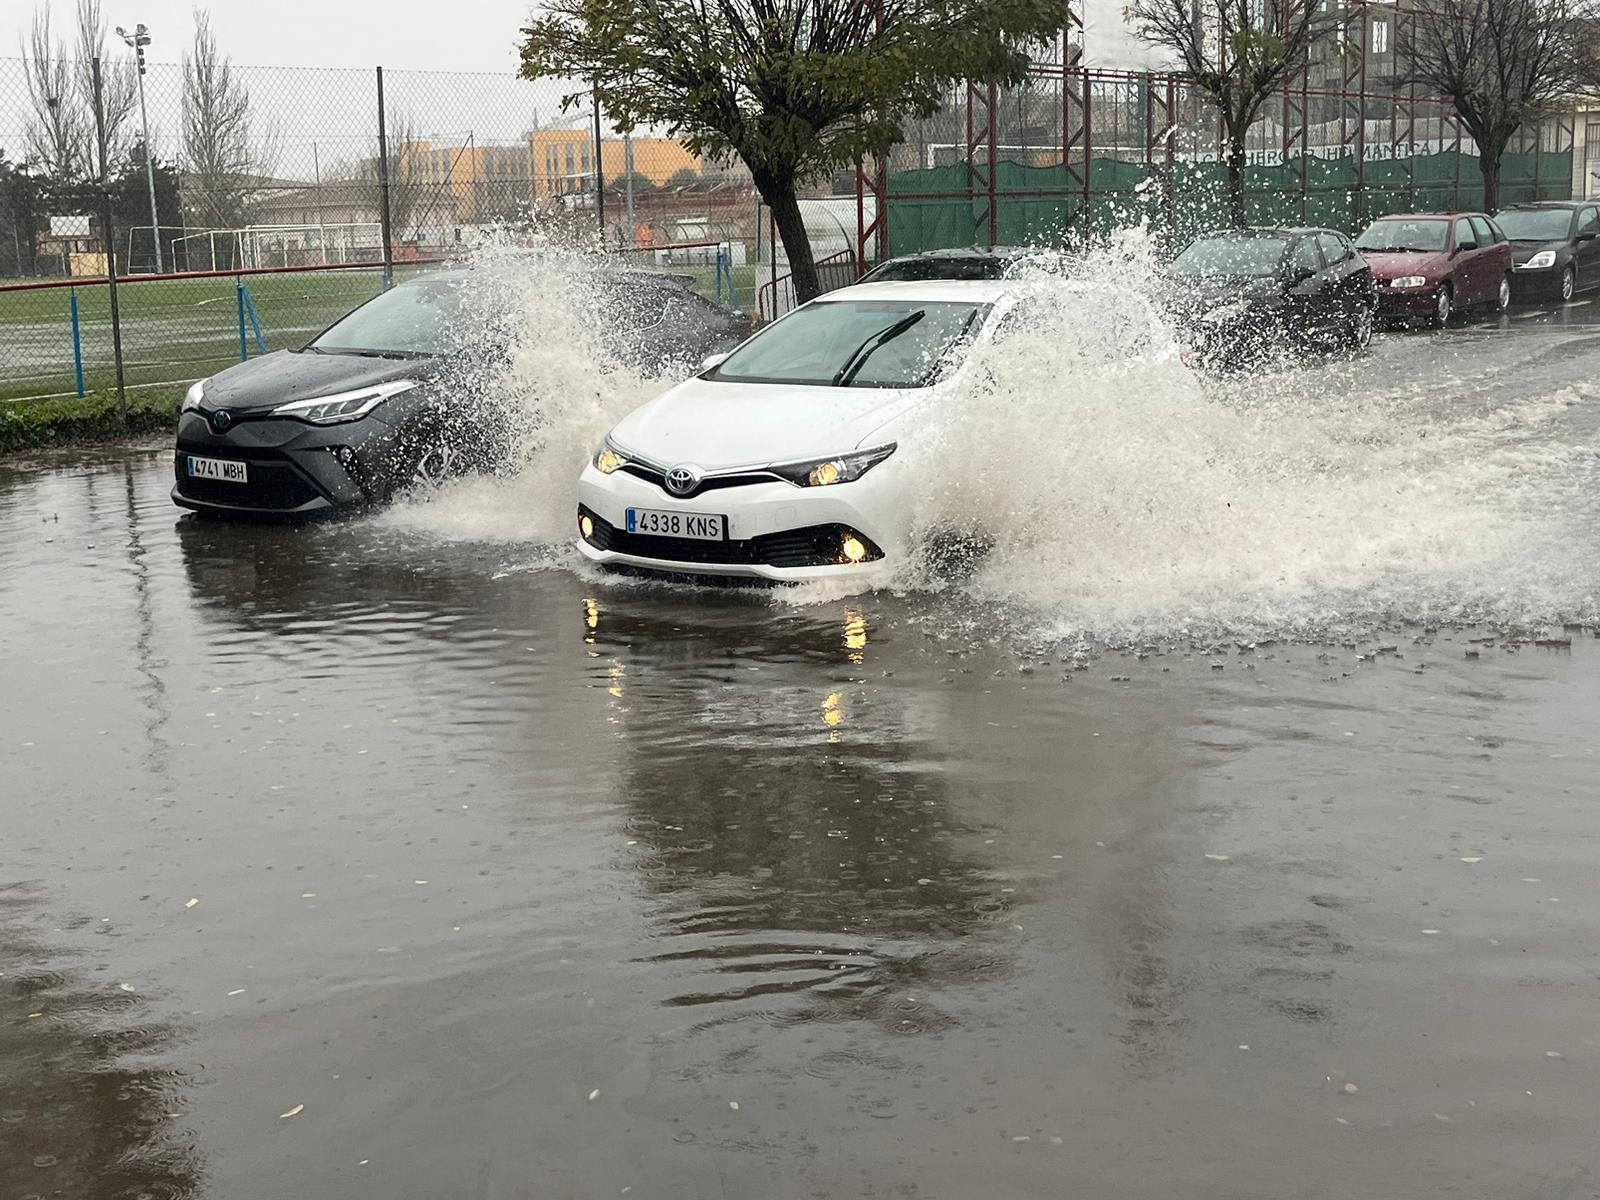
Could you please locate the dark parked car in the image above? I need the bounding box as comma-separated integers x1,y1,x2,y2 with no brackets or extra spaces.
1163,227,1377,367
1354,212,1512,325
1496,200,1600,302
172,267,749,518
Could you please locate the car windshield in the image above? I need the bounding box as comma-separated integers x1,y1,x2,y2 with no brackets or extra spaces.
1494,208,1574,241
308,279,470,356
862,257,1011,282
1355,219,1449,252
708,299,988,388
1167,235,1289,278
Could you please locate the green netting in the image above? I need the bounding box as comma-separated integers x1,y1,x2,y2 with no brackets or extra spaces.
883,149,1575,255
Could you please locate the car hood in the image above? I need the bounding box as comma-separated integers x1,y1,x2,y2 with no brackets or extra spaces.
1360,250,1448,279
1509,240,1567,265
608,376,929,468
1162,275,1282,322
200,350,440,415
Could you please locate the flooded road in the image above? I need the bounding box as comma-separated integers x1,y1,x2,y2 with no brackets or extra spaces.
5,321,1600,1198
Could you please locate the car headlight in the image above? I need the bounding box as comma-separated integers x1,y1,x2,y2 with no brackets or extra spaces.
1523,251,1556,270
770,444,897,488
593,441,628,475
1391,275,1429,289
271,379,418,424
182,378,207,413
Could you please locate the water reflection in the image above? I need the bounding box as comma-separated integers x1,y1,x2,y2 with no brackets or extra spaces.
0,887,202,1199
585,598,1015,1032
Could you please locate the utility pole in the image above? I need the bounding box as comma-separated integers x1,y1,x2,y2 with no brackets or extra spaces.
116,23,162,272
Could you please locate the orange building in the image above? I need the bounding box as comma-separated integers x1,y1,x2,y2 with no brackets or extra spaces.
527,129,703,200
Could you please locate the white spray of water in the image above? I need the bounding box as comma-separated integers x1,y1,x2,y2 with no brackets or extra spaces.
380,236,685,548
384,228,1599,639
893,228,1599,639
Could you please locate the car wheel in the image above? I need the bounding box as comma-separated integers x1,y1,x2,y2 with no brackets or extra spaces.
1493,274,1511,313
411,444,456,490
1561,264,1576,302
1432,285,1453,327
1343,303,1373,350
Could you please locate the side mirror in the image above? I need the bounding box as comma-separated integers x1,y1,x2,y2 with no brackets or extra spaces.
699,351,729,373
1454,242,1476,255
1578,230,1597,242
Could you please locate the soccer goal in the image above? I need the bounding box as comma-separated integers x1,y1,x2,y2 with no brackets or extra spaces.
165,223,385,273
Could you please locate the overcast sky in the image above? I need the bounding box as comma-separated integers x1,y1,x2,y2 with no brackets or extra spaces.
5,0,535,73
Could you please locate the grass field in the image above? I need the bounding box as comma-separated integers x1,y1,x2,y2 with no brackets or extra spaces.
0,260,758,405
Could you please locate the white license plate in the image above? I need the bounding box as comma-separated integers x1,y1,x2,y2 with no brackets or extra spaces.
187,455,248,483
625,508,725,541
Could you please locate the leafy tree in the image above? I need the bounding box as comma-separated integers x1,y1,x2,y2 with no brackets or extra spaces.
520,0,1071,302
609,169,658,197
1128,0,1337,227
1407,0,1597,211
665,166,703,190
0,150,46,276
108,142,181,270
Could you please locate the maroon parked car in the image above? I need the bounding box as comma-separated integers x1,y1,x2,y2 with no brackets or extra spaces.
1353,212,1514,325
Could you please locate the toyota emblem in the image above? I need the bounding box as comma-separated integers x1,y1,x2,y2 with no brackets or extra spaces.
211,409,233,433
664,464,700,496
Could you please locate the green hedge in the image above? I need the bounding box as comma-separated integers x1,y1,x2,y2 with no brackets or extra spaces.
0,389,181,457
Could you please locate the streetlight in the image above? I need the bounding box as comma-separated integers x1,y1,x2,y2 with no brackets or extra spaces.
115,22,162,272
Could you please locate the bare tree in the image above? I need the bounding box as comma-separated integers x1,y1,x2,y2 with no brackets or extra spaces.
72,0,137,163
365,114,438,245
181,10,272,228
20,6,89,184
19,1,141,186
1128,0,1338,226
1407,0,1596,211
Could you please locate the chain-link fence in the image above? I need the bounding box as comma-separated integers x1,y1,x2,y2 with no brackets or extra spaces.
859,3,1581,264
0,45,761,403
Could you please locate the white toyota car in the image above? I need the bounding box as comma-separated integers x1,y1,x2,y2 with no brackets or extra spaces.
575,278,1011,582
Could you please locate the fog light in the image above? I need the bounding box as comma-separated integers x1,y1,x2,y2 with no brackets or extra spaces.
579,513,594,540
334,446,355,466
841,534,867,563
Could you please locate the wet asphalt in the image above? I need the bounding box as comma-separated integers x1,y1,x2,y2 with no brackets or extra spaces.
4,309,1600,1199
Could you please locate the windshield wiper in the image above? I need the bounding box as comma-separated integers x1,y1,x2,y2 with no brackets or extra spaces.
833,310,926,387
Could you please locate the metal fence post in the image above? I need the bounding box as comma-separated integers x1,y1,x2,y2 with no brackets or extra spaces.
237,281,248,361
593,86,606,240
376,66,395,289
91,56,127,421
70,290,85,397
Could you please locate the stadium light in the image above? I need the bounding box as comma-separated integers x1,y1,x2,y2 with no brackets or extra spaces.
116,23,163,272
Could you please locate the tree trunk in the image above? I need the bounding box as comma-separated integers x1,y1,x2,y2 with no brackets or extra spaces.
1479,153,1501,214
753,169,820,305
1226,135,1247,229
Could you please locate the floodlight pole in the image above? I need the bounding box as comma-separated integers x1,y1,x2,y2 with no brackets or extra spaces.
118,24,162,272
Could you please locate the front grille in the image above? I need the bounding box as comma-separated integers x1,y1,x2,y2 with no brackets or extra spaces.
173,449,324,510
618,462,780,498
580,506,880,568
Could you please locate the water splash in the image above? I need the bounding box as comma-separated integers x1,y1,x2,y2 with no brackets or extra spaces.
380,234,692,547
895,229,1600,640
382,227,1600,640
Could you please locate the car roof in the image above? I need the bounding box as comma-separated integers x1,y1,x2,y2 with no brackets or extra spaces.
823,279,1017,304
1504,200,1584,209
1372,211,1482,219
879,245,1031,261
1195,226,1339,238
